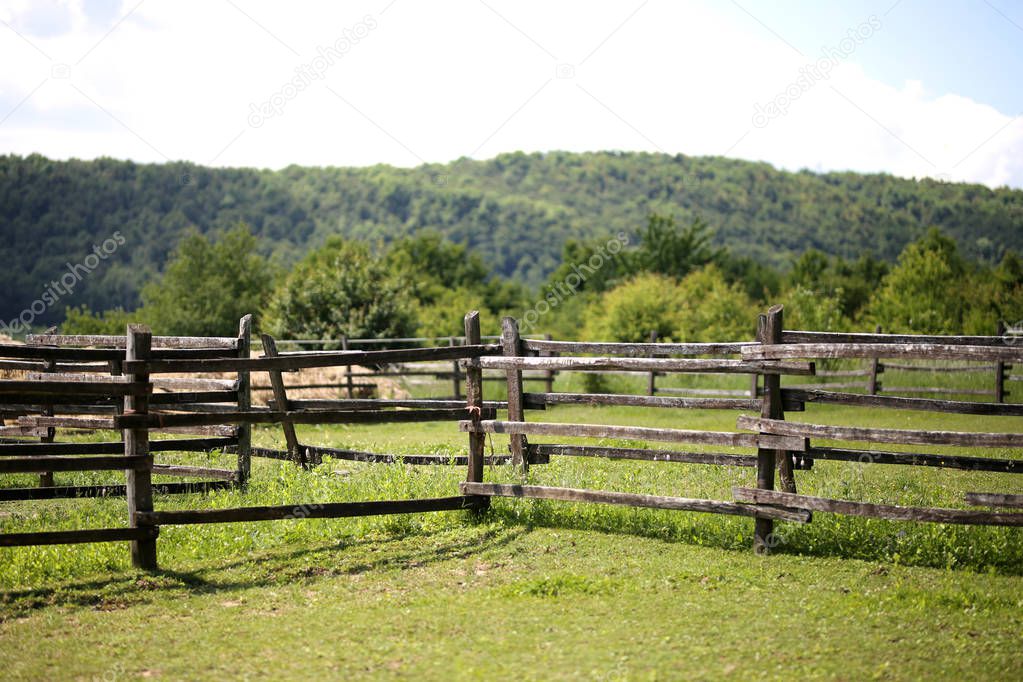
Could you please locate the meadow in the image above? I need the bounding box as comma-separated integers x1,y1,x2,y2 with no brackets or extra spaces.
1,370,1021,680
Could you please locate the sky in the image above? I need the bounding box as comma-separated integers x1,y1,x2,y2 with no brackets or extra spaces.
0,0,1021,188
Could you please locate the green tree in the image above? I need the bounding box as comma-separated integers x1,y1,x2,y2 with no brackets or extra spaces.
582,273,684,342
674,265,757,341
630,214,722,279
868,229,967,334
264,237,416,343
140,225,274,336
383,231,489,305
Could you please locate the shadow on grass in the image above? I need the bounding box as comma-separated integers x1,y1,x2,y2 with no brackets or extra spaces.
0,523,528,618
484,499,1023,577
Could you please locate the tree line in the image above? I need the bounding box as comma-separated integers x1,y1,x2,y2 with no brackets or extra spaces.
59,216,1023,342
2,150,1021,326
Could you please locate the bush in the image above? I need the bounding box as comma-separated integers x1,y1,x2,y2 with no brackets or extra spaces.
264,237,416,343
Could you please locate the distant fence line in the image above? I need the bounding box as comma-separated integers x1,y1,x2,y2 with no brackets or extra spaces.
1,307,1021,574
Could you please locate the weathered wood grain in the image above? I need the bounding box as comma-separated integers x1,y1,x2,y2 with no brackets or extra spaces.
460,482,811,523
733,487,1023,526
522,339,756,356
138,496,474,525
964,492,1023,508
804,446,1023,473
744,342,1023,362
458,419,804,450
522,392,759,410
738,415,1023,448
474,356,815,375
529,444,757,467
781,388,1023,416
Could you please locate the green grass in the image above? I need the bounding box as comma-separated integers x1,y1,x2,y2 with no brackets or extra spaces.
1,371,1022,679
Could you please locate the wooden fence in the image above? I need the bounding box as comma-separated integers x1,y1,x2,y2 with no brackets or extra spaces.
2,306,1021,572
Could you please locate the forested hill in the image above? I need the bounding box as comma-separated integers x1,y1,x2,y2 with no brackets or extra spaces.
2,150,1022,324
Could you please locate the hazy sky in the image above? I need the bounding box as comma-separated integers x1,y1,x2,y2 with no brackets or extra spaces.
1,0,1021,187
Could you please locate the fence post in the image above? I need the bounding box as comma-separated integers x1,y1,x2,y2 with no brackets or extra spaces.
342,334,355,398
449,336,462,400
867,325,881,395
261,334,305,468
996,321,1006,403
236,315,252,485
647,330,658,396
502,317,528,473
464,311,489,512
38,358,56,488
125,324,157,570
754,306,794,553
543,333,555,394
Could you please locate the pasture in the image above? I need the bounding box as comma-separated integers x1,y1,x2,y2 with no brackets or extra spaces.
2,362,1021,680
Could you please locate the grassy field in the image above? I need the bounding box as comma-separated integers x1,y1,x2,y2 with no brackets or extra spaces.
1,369,1022,679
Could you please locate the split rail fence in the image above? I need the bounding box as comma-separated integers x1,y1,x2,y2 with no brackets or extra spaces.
1,306,1021,572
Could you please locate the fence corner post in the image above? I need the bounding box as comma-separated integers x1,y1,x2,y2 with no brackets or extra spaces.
125,323,157,570
236,314,252,485
501,316,528,474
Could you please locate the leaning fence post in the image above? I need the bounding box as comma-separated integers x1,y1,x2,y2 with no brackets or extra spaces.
236,315,252,485
261,333,305,468
125,324,157,570
647,330,658,396
996,321,1006,403
502,317,528,473
464,311,489,512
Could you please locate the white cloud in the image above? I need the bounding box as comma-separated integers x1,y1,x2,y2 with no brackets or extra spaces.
0,0,1019,188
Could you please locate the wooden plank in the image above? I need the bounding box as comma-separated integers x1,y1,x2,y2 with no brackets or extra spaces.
964,492,1023,509
805,446,1023,473
733,487,1023,526
458,419,804,450
0,526,159,547
115,407,494,429
879,386,996,397
460,483,811,523
0,481,232,501
26,333,238,349
782,381,869,390
122,344,502,374
270,398,509,410
150,391,243,405
522,392,759,410
780,330,1004,346
474,356,815,375
738,415,1023,448
0,455,149,472
0,380,150,396
137,496,474,525
530,444,757,467
782,389,1023,416
153,377,238,392
883,362,996,372
153,425,238,437
0,343,123,361
653,387,753,397
744,343,1023,363
815,368,871,377
18,416,116,430
0,426,47,437
151,464,238,481
522,339,757,356
299,444,511,467
0,437,234,456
